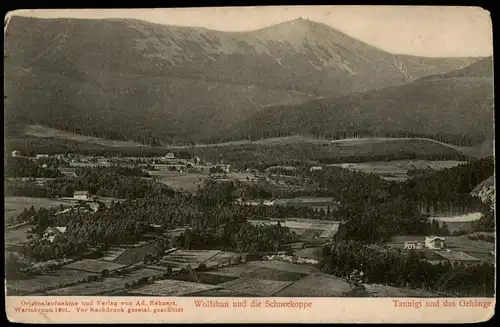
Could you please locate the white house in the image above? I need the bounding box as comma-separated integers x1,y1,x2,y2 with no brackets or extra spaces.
404,241,423,250
11,150,21,157
74,191,90,201
165,153,175,159
42,227,67,243
309,166,322,172
425,236,446,250
36,154,49,159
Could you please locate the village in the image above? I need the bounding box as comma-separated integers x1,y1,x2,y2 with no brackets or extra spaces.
5,146,495,298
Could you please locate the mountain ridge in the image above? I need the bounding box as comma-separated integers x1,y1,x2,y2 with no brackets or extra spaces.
220,57,493,151
4,16,482,144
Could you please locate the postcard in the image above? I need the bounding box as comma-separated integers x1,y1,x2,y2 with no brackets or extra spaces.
4,6,495,323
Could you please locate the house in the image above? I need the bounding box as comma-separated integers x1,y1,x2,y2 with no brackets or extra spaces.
341,163,353,170
165,153,175,159
309,166,322,172
11,150,21,157
425,236,445,249
209,165,225,175
61,171,78,178
36,154,49,159
74,191,90,201
42,227,67,243
404,241,423,250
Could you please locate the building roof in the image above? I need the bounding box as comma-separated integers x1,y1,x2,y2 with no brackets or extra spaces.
433,250,481,262
74,190,89,195
426,236,446,241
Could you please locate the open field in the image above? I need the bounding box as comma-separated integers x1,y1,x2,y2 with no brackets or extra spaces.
113,242,159,266
431,212,483,222
121,268,165,280
363,284,442,297
274,274,351,297
160,250,222,269
4,196,76,221
293,247,322,261
329,160,467,181
9,259,445,296
219,277,294,296
172,271,239,285
203,251,242,268
147,170,206,192
100,247,128,262
172,135,473,154
5,224,34,248
202,264,263,278
6,270,98,295
388,235,494,263
247,218,341,241
62,259,127,273
245,260,319,274
44,277,127,296
24,124,147,148
186,288,254,296
128,279,219,296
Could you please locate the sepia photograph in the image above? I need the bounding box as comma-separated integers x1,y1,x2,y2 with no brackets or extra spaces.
3,5,495,323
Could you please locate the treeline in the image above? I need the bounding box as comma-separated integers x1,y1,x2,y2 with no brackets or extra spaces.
209,130,485,147
307,158,493,242
20,178,301,261
5,137,192,158
320,240,495,297
4,156,62,178
401,157,494,212
5,167,164,199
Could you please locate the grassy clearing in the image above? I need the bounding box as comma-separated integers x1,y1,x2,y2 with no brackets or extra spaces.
147,170,206,192
329,159,467,181
218,277,293,296
160,250,221,268
274,274,352,297
6,270,98,295
363,284,440,297
202,264,263,278
204,251,242,268
113,242,159,266
185,288,254,297
293,247,322,261
245,267,307,282
121,268,165,280
389,235,494,263
172,272,239,285
4,196,76,220
44,278,127,296
5,224,34,247
24,124,146,148
128,279,219,296
245,260,320,274
100,247,128,262
62,259,127,273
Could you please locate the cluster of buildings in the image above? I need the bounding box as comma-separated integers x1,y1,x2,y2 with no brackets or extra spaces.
404,236,446,250
403,236,482,267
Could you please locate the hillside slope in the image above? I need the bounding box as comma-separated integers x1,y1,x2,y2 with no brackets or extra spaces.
470,175,495,209
224,57,493,148
4,16,479,143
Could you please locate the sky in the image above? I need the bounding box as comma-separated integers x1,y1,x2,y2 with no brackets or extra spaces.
9,6,493,57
